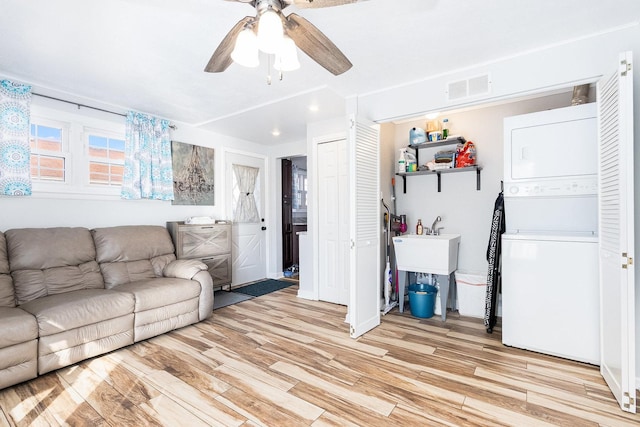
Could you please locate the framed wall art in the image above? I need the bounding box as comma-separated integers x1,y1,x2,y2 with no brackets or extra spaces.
171,141,215,205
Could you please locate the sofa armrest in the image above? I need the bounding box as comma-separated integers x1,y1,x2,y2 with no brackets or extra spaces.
163,260,213,320
163,259,207,280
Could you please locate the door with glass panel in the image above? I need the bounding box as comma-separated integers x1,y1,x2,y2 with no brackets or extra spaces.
225,151,267,285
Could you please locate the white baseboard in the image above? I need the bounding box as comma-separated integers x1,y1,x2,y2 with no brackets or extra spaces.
267,271,282,280
296,290,316,300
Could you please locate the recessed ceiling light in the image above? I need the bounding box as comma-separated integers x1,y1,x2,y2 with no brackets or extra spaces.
308,104,319,112
272,129,281,136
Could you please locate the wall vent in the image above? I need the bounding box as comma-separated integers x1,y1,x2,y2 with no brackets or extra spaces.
446,73,491,102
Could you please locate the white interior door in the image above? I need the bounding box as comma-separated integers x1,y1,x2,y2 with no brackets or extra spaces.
348,116,381,338
317,138,349,305
598,51,636,413
225,151,267,285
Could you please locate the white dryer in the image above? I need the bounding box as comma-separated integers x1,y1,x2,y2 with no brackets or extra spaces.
501,103,600,365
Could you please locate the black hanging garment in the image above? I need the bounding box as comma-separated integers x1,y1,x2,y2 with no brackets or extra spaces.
484,191,505,333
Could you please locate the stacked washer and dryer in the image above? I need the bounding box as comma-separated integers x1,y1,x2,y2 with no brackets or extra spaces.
501,103,600,365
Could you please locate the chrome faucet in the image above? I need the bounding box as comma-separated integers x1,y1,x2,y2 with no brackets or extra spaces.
430,216,442,235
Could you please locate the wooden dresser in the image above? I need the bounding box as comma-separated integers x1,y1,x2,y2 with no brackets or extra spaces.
166,221,232,288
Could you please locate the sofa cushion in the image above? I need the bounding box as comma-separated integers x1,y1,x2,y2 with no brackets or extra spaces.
0,274,14,308
92,226,177,287
115,277,201,312
99,259,157,290
12,262,104,305
19,289,134,337
6,227,97,271
92,225,175,264
0,340,38,389
0,307,38,348
6,228,104,305
0,232,15,307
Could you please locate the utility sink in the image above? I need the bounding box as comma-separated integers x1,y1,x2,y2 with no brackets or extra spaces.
392,234,461,276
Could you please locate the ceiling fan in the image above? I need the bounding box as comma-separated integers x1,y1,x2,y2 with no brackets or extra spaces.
204,0,361,76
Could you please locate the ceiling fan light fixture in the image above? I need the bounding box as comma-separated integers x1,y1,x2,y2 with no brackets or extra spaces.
257,7,283,54
274,36,300,72
231,27,259,68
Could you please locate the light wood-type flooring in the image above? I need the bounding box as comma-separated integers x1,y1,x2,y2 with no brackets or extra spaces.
1,285,639,426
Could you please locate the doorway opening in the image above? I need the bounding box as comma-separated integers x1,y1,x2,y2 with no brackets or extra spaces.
281,156,307,277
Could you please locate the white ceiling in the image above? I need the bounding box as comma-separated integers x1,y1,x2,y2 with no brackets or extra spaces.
1,0,639,145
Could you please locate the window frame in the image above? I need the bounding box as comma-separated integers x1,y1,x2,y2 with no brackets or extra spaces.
29,116,71,189
85,127,125,188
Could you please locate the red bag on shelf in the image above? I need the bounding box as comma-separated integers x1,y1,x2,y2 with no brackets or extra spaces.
456,141,476,168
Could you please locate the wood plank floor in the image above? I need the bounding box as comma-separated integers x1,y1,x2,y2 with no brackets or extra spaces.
1,285,639,426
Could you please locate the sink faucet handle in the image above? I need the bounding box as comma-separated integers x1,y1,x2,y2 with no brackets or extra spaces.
435,227,445,236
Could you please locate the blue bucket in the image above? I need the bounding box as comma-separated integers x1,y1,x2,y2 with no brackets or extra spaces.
408,283,437,318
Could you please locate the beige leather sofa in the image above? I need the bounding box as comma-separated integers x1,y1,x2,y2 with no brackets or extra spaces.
0,225,213,390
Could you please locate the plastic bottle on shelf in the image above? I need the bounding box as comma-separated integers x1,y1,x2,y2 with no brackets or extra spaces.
404,151,417,172
398,148,406,173
442,118,450,139
416,219,423,235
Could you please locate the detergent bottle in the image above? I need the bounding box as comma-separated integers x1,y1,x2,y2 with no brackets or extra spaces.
404,151,417,172
398,148,407,173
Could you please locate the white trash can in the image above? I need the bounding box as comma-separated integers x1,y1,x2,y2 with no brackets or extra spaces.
455,271,487,318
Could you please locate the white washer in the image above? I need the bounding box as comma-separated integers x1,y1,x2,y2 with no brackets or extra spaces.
501,233,599,365
501,104,600,365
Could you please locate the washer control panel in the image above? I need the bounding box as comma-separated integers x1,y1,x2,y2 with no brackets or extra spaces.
504,176,597,197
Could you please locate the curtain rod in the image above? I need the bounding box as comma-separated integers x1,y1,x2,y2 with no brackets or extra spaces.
32,92,177,130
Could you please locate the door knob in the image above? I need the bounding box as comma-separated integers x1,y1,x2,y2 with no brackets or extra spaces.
261,226,267,230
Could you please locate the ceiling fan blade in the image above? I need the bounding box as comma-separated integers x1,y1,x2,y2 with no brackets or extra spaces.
204,16,254,73
284,13,352,75
290,0,361,9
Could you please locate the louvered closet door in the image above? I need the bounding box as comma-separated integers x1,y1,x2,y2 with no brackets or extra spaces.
349,115,381,339
598,51,636,413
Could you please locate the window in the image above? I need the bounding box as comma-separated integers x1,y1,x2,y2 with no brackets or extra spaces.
30,122,67,182
87,132,124,186
28,103,126,197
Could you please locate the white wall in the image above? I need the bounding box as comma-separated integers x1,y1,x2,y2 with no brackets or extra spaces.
390,93,572,274
1,95,271,231
359,24,640,123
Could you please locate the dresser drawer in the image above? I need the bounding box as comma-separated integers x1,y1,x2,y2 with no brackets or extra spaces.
200,254,232,286
172,224,231,258
167,222,233,286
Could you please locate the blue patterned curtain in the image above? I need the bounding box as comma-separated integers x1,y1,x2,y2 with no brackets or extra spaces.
0,80,32,196
121,111,174,200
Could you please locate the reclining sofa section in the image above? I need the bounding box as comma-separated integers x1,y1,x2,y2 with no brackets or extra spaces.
0,225,214,390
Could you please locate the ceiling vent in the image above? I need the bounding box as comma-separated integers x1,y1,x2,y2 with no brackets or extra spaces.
446,73,491,102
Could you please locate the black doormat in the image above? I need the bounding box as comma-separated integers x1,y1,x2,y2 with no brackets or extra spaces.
233,279,294,297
